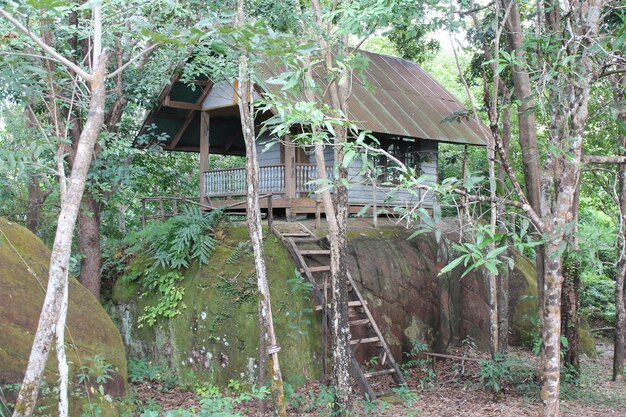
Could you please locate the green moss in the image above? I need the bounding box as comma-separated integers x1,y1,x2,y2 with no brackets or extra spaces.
0,218,129,408
113,225,321,390
510,253,541,346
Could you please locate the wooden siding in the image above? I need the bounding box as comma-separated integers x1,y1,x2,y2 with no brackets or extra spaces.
207,137,438,209
256,134,282,166
310,139,438,209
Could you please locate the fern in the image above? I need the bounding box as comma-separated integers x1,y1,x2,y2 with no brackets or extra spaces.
226,241,251,265
124,206,225,326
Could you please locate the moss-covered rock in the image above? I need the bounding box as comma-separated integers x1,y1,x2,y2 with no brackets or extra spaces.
111,226,321,389
346,225,596,357
0,218,128,414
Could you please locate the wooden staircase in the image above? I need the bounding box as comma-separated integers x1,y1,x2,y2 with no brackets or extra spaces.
272,222,406,399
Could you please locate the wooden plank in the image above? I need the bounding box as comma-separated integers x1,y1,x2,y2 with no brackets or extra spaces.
315,300,364,311
363,369,396,378
347,271,406,386
167,110,197,150
166,82,213,150
199,112,210,203
351,356,376,400
164,97,202,110
302,265,330,273
300,250,331,255
283,232,311,237
349,318,370,326
350,336,380,345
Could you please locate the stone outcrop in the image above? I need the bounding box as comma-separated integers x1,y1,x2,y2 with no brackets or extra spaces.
0,218,128,413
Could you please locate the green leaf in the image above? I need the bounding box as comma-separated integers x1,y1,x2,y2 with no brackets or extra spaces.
438,256,464,276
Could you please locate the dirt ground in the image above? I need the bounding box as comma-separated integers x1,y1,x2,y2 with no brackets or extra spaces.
133,342,626,416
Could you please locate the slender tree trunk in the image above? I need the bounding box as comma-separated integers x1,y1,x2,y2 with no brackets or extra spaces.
12,50,108,417
329,135,353,414
613,74,626,382
540,239,564,417
561,257,581,373
24,105,51,235
26,178,47,234
78,192,101,296
236,3,287,415
307,0,353,411
497,266,510,354
500,0,546,334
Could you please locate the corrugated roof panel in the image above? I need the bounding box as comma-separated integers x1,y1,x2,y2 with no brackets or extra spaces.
138,50,488,150
258,51,487,145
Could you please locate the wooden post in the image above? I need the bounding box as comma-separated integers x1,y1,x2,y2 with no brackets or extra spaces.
372,181,377,229
267,194,273,231
199,112,210,205
284,136,296,220
315,197,321,230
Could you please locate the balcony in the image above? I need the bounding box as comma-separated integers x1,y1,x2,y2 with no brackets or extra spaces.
203,163,334,198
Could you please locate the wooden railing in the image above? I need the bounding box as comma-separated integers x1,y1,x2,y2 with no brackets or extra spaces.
295,163,333,193
139,196,208,227
204,163,333,197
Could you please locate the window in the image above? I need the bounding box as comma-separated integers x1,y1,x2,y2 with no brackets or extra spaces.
374,137,422,184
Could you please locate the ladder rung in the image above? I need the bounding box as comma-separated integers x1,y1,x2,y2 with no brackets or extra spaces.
300,250,331,255
282,232,311,237
315,300,364,311
350,336,380,345
349,318,370,326
317,284,353,292
302,265,331,273
291,237,321,242
363,369,397,378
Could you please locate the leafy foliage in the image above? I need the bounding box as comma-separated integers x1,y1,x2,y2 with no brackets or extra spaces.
124,206,226,326
479,354,513,399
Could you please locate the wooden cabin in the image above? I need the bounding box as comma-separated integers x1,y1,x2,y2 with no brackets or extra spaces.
137,51,487,218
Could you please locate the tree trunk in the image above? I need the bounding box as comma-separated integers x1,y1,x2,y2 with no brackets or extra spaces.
497,265,509,354
12,50,108,417
330,136,353,414
613,74,626,382
307,0,353,411
24,105,51,235
561,258,581,373
236,4,287,415
500,0,546,339
540,239,564,417
78,192,101,297
25,178,47,234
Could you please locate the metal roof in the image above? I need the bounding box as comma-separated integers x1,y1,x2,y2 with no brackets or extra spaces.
136,51,488,151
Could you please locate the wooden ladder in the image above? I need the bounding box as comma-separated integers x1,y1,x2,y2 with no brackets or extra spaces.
272,222,406,399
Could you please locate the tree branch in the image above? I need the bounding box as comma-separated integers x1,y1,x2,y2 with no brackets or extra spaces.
0,8,93,82
107,43,159,79
584,155,626,164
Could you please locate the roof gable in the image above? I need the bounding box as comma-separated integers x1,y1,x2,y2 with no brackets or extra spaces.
137,51,488,151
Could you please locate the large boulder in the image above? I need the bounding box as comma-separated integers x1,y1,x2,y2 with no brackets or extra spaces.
347,225,596,358
110,226,322,389
0,218,128,413
110,220,595,391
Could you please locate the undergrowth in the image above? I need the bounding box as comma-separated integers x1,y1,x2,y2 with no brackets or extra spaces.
122,206,226,326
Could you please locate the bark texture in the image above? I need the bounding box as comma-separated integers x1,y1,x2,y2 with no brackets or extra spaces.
306,0,354,412
12,51,109,417
236,3,287,415
78,192,101,296
561,258,581,373
613,73,626,382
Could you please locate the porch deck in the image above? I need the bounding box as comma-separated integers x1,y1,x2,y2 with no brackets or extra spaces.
204,163,332,198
